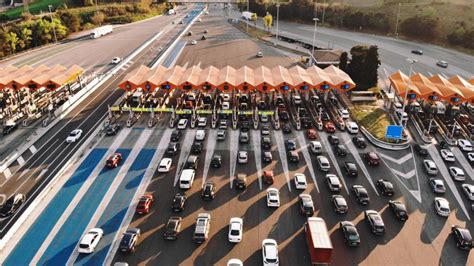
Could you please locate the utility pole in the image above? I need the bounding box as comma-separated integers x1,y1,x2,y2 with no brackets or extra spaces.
311,17,319,65
275,0,280,46
394,3,401,38
48,5,58,44
402,58,417,128
321,0,326,25
246,0,249,33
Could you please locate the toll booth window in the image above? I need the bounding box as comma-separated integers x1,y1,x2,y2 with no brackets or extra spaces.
262,86,267,91
429,95,438,101
243,86,248,91
281,85,289,91
224,85,229,91
163,85,170,90
203,85,211,90
47,84,56,90
300,85,308,90
408,93,416,99
12,84,17,90
321,84,329,90
451,97,460,103
183,85,192,90
28,84,37,90
342,84,350,90
145,84,151,91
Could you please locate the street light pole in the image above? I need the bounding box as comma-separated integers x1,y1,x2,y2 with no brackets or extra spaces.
48,5,57,44
246,0,249,33
402,58,417,127
322,0,326,25
275,1,280,46
311,17,319,65
394,3,401,38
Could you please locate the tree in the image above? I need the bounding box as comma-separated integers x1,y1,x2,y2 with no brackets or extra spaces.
17,26,32,50
365,45,380,87
400,15,438,40
59,11,81,32
347,45,380,88
339,51,348,72
5,32,19,53
91,11,105,26
347,45,366,86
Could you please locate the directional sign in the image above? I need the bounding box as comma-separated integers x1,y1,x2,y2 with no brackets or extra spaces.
385,125,403,139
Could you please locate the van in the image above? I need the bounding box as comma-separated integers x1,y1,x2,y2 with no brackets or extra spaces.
185,155,200,170
179,169,196,189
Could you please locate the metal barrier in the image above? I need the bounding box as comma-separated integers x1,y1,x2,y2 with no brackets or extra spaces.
360,126,411,150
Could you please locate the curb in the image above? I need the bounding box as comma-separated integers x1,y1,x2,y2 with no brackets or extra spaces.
360,126,410,150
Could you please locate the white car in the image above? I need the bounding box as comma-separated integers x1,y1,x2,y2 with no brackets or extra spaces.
227,259,243,266
434,197,450,217
326,174,342,192
292,95,302,105
423,159,438,175
197,117,207,127
111,57,121,64
78,228,103,253
158,158,172,173
190,40,197,45
461,184,474,201
261,114,269,123
293,173,307,190
266,188,280,207
195,129,206,141
428,178,446,194
338,109,350,119
256,51,263,58
449,166,465,181
238,151,248,164
458,139,473,152
346,122,359,134
222,93,231,102
228,217,243,243
468,152,474,163
66,129,83,143
317,156,330,171
177,119,188,129
222,101,230,110
440,149,455,162
310,141,322,154
262,239,279,265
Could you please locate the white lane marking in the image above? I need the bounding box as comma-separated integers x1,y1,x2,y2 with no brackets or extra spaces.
296,131,319,193
16,156,25,167
173,129,196,187
29,145,37,154
17,169,29,180
29,127,132,265
378,152,413,165
202,129,217,186
251,129,263,190
273,130,291,192
228,129,239,189
318,131,349,194
35,169,49,181
452,148,474,180
391,169,416,179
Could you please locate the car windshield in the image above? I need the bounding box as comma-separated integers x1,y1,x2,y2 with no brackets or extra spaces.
230,229,240,236
79,243,89,249
69,132,77,137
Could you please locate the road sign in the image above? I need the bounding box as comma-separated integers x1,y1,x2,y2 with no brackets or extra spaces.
385,125,403,139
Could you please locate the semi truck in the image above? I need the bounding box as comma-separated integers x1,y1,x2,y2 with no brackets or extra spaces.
242,11,253,21
90,25,113,39
304,217,333,265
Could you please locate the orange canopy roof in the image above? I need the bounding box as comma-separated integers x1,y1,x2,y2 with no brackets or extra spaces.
235,66,255,87
449,75,474,101
410,73,442,97
429,74,463,99
306,66,334,87
324,65,356,90
198,66,220,87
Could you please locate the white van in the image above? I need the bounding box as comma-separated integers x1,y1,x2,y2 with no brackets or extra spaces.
179,169,196,189
346,122,359,134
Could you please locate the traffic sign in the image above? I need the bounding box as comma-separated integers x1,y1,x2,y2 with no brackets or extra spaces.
385,125,403,139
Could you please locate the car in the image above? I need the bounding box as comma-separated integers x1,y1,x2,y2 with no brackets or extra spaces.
434,197,450,217
257,51,263,57
262,239,279,265
299,194,315,216
158,158,172,172
340,221,360,247
192,142,202,154
321,112,330,121
217,129,227,140
469,152,474,163
281,112,290,123
338,109,350,119
281,123,291,134
310,141,322,154
197,117,207,127
292,95,302,105
2,122,18,135
106,153,122,168
288,150,299,162
240,121,250,131
266,188,280,207
222,101,230,110
172,193,187,212
411,49,423,55
261,125,270,135
193,213,211,243
429,178,446,194
227,259,243,266
317,156,330,171
228,217,243,243
346,122,359,134
105,123,121,136
190,40,197,45
462,184,474,200
239,132,249,143
0,193,25,217
376,179,394,196
111,57,122,64
334,144,347,157
78,228,103,253
344,161,358,177
365,210,385,235
423,159,438,175
136,194,153,214
414,144,428,156
440,149,455,162
166,142,180,155
365,152,380,166
170,130,182,142
263,170,275,184
388,200,409,221
238,151,248,164
66,129,83,143
285,139,296,151
325,174,342,192
201,181,216,200
261,114,269,123
352,136,367,148
195,129,206,141
294,173,308,190
328,135,339,145
458,139,473,152
201,35,206,40
332,195,348,214
177,119,188,129
436,60,448,68
307,129,317,140
119,228,140,253
352,185,370,205
163,216,182,240
211,154,222,168
449,166,465,181
234,173,247,189
261,137,272,150
452,225,473,250
221,93,231,102
324,122,336,133
262,151,273,163
301,117,312,129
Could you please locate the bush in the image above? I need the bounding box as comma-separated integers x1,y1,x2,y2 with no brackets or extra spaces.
400,15,439,40
106,15,133,24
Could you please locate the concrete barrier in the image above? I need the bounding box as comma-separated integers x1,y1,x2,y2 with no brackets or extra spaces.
360,126,410,150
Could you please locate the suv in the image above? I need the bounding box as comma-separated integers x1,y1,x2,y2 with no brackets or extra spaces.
185,155,200,170
365,152,380,166
106,153,122,168
298,194,315,216
423,160,438,175
192,142,203,154
105,123,121,136
163,216,182,240
172,193,187,212
328,135,339,145
376,179,394,196
285,139,297,151
262,151,273,163
336,145,347,157
211,154,222,168
166,142,180,155
234,173,247,189
193,213,211,243
119,228,140,253
288,151,299,162
352,136,367,148
452,225,473,250
201,181,216,200
310,141,322,154
239,132,249,143
365,210,385,235
261,137,272,150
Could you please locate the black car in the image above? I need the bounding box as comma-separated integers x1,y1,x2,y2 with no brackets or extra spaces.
2,123,18,135
298,108,308,117
171,130,182,142
211,154,222,168
301,117,312,129
119,228,140,253
164,216,182,240
166,142,180,156
0,193,25,217
234,173,247,189
172,193,187,212
365,210,385,235
239,132,249,144
321,112,330,121
328,135,339,145
340,221,360,247
201,181,216,200
352,136,367,148
377,179,394,196
261,137,272,150
414,144,428,156
411,50,423,55
299,194,315,216
240,121,250,131
332,195,348,214
336,145,347,157
192,142,202,154
352,185,370,205
262,151,273,163
282,123,292,134
261,125,270,135
344,162,358,177
258,100,267,110
280,111,289,122
288,151,299,162
105,123,121,136
452,225,473,250
388,200,409,221
285,139,297,151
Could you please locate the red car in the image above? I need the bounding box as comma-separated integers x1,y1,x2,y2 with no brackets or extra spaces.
263,170,274,184
106,153,122,168
365,152,380,166
136,194,154,214
324,122,336,133
307,129,317,140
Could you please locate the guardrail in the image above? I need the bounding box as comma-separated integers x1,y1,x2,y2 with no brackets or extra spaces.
110,105,275,115
360,126,411,150
409,114,432,144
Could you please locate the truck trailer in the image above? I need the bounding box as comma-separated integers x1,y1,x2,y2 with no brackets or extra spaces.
305,217,333,264
242,11,253,21
90,25,113,39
